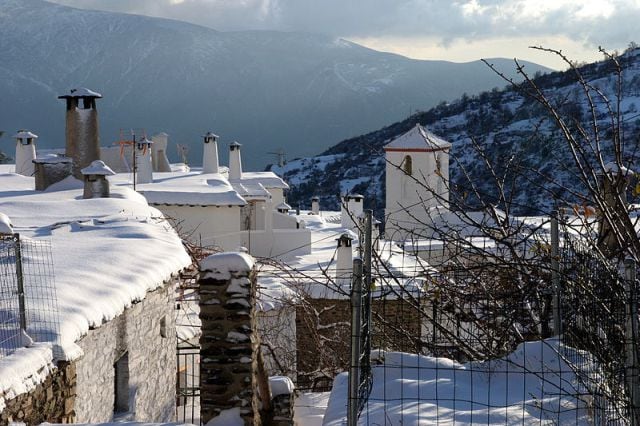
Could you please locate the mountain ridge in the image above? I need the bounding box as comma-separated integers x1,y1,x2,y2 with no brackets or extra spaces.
0,0,551,168
272,48,640,216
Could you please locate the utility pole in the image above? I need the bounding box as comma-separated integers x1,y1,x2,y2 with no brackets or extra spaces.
348,257,363,426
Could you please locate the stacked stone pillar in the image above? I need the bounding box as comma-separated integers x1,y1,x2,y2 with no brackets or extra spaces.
199,252,262,425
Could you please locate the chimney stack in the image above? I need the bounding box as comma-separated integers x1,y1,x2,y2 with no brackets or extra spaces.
202,132,220,174
135,137,154,184
13,130,38,177
336,233,353,286
151,132,172,172
311,196,320,215
58,88,102,179
341,194,364,230
229,141,242,180
81,160,115,199
33,156,72,191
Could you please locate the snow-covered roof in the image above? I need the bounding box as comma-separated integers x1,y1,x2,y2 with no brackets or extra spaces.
384,123,451,152
13,130,38,140
230,181,271,200
81,160,115,176
58,87,102,98
0,171,191,362
235,171,289,190
256,210,431,310
111,171,246,207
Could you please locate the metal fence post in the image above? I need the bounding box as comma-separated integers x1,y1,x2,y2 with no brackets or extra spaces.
550,211,561,336
625,258,640,425
348,257,364,426
13,234,27,332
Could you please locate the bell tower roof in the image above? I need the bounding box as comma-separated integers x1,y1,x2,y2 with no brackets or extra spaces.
384,123,451,152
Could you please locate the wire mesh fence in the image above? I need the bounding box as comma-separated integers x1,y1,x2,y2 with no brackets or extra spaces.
0,234,60,358
340,212,640,425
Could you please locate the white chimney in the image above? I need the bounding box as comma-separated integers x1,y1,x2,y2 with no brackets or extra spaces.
151,132,172,172
135,137,154,184
229,141,242,180
265,197,273,233
276,202,291,214
336,233,353,286
341,194,364,230
13,130,37,177
202,132,220,174
311,196,320,215
81,160,115,199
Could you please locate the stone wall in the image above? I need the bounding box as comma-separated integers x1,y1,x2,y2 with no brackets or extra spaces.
296,297,422,388
199,252,263,425
74,280,177,422
0,362,76,425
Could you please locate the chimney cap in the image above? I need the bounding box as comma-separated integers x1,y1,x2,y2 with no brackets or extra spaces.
203,131,219,139
58,87,102,99
138,136,154,145
229,141,242,150
13,130,38,140
81,160,116,176
344,193,364,200
276,202,291,211
311,196,320,201
336,233,354,244
33,154,72,164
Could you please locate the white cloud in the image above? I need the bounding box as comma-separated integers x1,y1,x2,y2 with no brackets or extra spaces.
48,0,640,61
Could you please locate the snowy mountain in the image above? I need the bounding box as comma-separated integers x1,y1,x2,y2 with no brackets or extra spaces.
273,48,640,215
0,0,550,168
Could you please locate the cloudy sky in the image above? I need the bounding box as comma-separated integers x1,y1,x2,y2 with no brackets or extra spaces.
49,0,640,69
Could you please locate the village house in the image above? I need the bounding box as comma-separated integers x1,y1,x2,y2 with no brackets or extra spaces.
0,88,193,423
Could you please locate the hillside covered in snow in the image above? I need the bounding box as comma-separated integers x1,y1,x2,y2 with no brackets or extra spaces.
273,48,640,215
0,0,550,169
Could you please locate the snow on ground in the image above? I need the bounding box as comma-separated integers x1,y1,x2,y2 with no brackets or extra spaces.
0,172,191,406
323,339,593,425
293,392,331,426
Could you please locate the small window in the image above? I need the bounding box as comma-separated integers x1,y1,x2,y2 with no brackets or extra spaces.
160,316,167,338
114,352,130,413
402,155,412,176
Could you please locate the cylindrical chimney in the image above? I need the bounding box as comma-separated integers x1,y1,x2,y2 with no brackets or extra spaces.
58,88,102,179
229,141,242,180
311,196,320,215
136,137,154,184
336,233,353,286
341,194,364,230
202,132,220,174
13,130,38,177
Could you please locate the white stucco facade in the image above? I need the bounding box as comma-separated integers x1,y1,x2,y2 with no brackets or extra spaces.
154,203,242,251
384,124,451,241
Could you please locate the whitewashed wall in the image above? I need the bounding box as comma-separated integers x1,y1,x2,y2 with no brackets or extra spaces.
154,204,242,251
